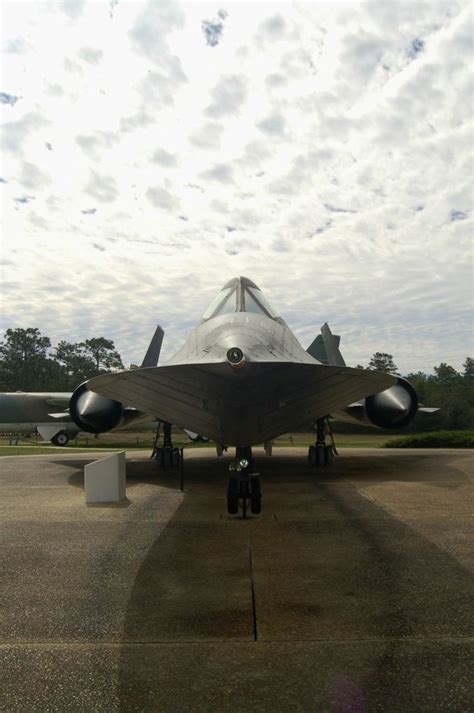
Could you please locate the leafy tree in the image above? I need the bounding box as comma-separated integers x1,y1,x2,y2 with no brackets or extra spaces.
405,371,428,403
82,337,124,374
462,357,474,428
463,357,473,378
408,360,471,431
53,341,96,388
433,362,459,382
0,328,125,391
368,352,398,374
0,328,51,390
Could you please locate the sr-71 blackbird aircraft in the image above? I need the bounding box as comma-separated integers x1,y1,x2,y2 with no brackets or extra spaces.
69,276,432,516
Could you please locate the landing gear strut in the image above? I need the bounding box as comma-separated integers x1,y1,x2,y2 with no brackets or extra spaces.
227,446,262,517
153,421,182,469
308,417,337,466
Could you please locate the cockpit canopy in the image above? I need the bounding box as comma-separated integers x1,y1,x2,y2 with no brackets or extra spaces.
201,276,279,321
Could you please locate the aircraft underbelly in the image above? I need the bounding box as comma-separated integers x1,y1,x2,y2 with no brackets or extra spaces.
87,362,393,446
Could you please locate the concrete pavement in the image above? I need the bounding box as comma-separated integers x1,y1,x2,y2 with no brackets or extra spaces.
1,447,473,711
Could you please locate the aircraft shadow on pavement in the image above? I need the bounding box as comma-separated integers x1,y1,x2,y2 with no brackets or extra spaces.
60,449,470,496
114,451,473,712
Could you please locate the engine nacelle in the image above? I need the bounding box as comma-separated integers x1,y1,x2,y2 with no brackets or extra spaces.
69,383,123,434
365,377,418,429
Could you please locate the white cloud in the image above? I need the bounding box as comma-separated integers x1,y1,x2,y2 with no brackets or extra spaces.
78,46,103,64
259,15,287,42
151,148,178,167
0,1,472,374
189,121,224,150
128,0,185,69
200,163,234,184
256,113,286,136
76,131,119,159
85,171,118,203
146,186,179,211
205,75,247,118
1,112,49,154
60,1,85,21
18,161,50,190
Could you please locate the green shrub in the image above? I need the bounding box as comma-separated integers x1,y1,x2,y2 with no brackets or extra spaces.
385,431,474,448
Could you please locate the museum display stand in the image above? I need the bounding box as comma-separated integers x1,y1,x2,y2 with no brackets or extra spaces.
84,451,126,503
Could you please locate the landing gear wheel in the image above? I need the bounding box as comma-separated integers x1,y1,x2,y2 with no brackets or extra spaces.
325,445,334,465
155,446,181,468
227,447,263,517
309,444,326,465
316,444,325,465
239,479,250,519
309,444,334,466
227,477,239,515
51,431,69,447
250,476,261,514
309,417,338,467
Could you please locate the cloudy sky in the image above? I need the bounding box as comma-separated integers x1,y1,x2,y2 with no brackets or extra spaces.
1,0,472,374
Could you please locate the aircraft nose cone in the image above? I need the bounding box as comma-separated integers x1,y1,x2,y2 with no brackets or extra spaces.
226,347,246,369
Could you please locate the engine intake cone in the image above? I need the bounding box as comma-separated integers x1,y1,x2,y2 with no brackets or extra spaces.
366,379,418,429
70,383,123,433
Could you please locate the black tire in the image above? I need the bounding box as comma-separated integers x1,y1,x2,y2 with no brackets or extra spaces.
51,431,69,447
164,447,173,468
316,444,325,466
239,480,250,519
325,445,334,465
158,447,180,468
172,447,181,468
227,478,239,514
250,477,262,514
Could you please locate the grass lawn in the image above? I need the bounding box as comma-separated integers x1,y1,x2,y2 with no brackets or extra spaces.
0,431,396,456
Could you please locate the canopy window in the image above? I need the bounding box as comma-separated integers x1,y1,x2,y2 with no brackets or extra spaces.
201,286,237,320
245,286,278,318
201,277,278,321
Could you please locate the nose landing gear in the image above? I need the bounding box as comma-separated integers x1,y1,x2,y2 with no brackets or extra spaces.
227,446,261,517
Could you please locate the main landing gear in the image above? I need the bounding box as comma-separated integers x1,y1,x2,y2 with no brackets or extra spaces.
227,446,262,518
308,417,337,466
152,421,182,469
51,430,69,447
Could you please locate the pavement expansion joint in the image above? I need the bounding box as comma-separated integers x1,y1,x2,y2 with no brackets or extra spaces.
3,636,473,647
248,527,258,642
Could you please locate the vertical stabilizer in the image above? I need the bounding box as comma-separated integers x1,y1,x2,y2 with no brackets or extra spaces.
321,323,345,366
307,323,345,366
141,325,164,368
307,334,328,363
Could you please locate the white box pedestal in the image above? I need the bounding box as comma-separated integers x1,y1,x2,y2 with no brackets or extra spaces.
84,452,126,503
